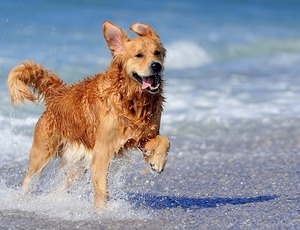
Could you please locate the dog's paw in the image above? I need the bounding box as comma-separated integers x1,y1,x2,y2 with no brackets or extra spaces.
144,135,170,173
148,151,168,173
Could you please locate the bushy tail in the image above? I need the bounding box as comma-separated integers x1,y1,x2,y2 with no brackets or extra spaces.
7,60,63,106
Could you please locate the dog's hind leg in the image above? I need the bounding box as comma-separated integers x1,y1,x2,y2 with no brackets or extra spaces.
63,164,87,190
22,115,59,192
59,157,89,191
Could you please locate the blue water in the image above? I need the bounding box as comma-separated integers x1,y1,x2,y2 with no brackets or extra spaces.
1,0,300,228
2,0,300,70
1,0,300,119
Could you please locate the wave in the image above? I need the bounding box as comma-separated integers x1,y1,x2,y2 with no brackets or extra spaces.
165,41,213,70
226,39,300,60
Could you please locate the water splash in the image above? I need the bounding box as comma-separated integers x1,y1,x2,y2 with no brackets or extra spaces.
0,151,151,221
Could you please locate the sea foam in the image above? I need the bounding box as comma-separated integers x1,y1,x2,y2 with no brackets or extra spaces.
165,41,212,70
0,152,150,221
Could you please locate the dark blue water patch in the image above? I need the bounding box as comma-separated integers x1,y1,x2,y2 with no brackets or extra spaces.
128,193,278,210
2,0,300,65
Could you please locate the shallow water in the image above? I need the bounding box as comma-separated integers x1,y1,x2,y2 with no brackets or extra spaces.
1,0,300,229
1,119,299,229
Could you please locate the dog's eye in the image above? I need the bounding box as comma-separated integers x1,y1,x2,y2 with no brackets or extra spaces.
154,50,161,56
135,53,143,58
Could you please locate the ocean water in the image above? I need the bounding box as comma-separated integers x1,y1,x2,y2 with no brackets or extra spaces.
1,0,300,229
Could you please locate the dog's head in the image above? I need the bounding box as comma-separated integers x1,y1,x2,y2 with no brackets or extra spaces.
103,21,166,94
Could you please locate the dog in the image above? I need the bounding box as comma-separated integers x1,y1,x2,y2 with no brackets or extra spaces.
7,21,170,208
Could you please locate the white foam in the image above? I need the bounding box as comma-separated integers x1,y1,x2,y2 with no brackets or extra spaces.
165,41,213,69
0,153,150,221
0,127,32,166
0,180,148,221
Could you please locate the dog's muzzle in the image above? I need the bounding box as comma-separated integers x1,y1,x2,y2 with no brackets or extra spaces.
132,73,161,94
132,62,162,94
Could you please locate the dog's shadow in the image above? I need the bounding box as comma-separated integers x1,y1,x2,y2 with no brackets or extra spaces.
128,193,277,209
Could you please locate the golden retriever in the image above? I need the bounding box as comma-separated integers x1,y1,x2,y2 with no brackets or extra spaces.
7,21,170,208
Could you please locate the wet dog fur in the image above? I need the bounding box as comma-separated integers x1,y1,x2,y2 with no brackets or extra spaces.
7,21,169,207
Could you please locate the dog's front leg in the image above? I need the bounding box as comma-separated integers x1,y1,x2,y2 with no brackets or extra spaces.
91,150,113,208
143,135,170,173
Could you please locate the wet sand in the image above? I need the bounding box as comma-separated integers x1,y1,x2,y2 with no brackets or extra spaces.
0,117,299,229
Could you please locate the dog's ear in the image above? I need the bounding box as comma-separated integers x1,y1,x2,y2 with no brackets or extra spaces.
130,23,159,39
103,21,128,56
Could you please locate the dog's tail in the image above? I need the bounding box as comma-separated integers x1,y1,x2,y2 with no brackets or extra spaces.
7,60,63,106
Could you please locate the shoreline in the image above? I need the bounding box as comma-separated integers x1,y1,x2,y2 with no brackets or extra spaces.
0,117,299,229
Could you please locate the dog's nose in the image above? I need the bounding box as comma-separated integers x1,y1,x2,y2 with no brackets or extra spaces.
150,62,162,73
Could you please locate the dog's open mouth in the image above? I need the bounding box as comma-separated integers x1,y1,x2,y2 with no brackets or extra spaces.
132,72,160,94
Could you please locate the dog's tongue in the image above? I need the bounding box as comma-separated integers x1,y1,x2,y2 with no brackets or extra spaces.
142,76,153,89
